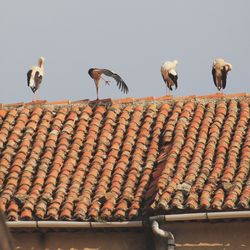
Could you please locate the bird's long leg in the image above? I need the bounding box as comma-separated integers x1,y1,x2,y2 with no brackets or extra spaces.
221,84,224,94
36,90,39,101
96,83,99,100
219,82,223,94
33,91,37,102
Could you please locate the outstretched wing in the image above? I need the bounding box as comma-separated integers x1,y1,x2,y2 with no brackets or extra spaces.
27,70,32,86
221,67,227,89
101,69,129,94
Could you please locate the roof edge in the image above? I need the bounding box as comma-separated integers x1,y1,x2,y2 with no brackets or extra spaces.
7,211,250,229
0,93,249,110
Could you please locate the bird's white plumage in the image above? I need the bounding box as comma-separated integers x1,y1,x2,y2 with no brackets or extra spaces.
27,57,45,94
161,60,178,75
169,69,177,76
28,66,40,88
161,60,178,92
213,58,232,71
212,58,232,91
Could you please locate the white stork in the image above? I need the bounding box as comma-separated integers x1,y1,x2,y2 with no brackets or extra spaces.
161,60,178,94
88,68,129,100
27,57,45,99
212,58,232,92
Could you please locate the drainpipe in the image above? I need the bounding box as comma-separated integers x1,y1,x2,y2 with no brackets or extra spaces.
7,221,143,228
6,211,250,249
6,211,250,229
150,217,175,250
148,211,250,250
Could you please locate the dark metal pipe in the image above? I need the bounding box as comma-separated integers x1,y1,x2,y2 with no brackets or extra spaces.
150,219,175,250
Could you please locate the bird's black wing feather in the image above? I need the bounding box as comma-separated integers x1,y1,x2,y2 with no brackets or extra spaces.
222,67,227,89
27,70,32,86
212,68,218,88
101,69,129,94
32,71,43,93
169,73,178,90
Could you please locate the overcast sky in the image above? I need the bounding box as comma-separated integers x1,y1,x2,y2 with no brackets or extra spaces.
1,1,250,103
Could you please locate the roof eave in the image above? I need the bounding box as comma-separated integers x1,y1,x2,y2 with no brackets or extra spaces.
7,211,250,229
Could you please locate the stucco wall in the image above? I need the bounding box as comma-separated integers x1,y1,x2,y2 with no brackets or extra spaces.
11,221,250,250
12,230,149,250
161,221,250,250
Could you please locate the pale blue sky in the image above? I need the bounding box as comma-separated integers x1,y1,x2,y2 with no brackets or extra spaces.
1,0,250,103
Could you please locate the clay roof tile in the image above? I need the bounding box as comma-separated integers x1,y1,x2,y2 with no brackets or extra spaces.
0,94,249,221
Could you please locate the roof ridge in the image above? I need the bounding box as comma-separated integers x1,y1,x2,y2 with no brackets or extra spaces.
0,93,249,109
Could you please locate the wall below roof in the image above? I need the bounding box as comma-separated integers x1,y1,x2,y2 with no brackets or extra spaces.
10,221,250,250
161,221,250,250
11,230,151,250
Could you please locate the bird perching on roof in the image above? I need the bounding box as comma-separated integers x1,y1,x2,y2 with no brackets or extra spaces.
212,58,232,92
88,68,129,100
27,57,45,99
161,60,178,94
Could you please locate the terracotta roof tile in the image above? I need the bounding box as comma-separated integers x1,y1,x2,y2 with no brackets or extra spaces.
0,94,250,221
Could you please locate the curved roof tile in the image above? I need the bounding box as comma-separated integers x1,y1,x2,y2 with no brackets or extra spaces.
0,93,249,221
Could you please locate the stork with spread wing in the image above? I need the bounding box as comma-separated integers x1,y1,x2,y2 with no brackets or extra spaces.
88,68,129,100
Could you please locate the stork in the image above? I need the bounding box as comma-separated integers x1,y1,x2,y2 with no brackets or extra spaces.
88,68,129,100
161,60,178,94
212,58,232,92
27,57,45,100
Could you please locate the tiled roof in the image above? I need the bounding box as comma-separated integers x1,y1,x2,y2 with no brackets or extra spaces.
0,93,249,222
